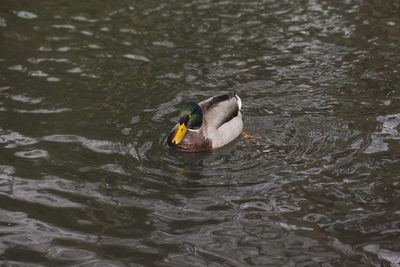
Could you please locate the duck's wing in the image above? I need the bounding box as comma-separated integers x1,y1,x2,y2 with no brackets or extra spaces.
198,93,240,130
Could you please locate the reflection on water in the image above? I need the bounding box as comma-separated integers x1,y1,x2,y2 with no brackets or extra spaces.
1,0,400,265
364,113,400,154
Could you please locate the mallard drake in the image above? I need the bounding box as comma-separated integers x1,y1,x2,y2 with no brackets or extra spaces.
167,93,243,152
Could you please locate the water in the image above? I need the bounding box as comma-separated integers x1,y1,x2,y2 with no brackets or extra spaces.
1,0,400,265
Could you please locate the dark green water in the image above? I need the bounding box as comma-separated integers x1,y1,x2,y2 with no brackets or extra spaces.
1,0,400,266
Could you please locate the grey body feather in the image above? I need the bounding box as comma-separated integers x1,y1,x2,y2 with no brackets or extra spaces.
193,93,243,149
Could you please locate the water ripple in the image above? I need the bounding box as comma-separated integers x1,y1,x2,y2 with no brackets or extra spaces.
10,94,44,104
0,176,80,208
42,134,126,155
364,113,400,154
14,11,38,20
14,149,49,159
1,0,399,265
0,130,38,148
123,54,151,62
16,108,71,114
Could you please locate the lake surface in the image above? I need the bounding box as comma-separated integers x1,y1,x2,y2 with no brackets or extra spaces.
1,0,400,266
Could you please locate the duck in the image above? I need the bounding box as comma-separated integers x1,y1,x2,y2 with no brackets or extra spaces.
167,92,244,152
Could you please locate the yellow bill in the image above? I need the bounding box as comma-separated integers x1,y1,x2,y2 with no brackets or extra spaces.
172,123,188,144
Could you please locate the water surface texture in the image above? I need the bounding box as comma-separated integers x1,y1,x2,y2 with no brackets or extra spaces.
1,0,400,266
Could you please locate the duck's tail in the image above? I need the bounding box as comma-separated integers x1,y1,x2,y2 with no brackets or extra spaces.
234,92,242,110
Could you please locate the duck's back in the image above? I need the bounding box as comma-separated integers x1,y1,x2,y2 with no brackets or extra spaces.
199,93,243,148
199,93,241,130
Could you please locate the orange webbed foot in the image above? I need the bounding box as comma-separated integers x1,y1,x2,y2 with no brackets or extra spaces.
241,130,261,141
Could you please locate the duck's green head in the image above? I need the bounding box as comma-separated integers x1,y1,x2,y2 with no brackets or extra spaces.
171,102,203,145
